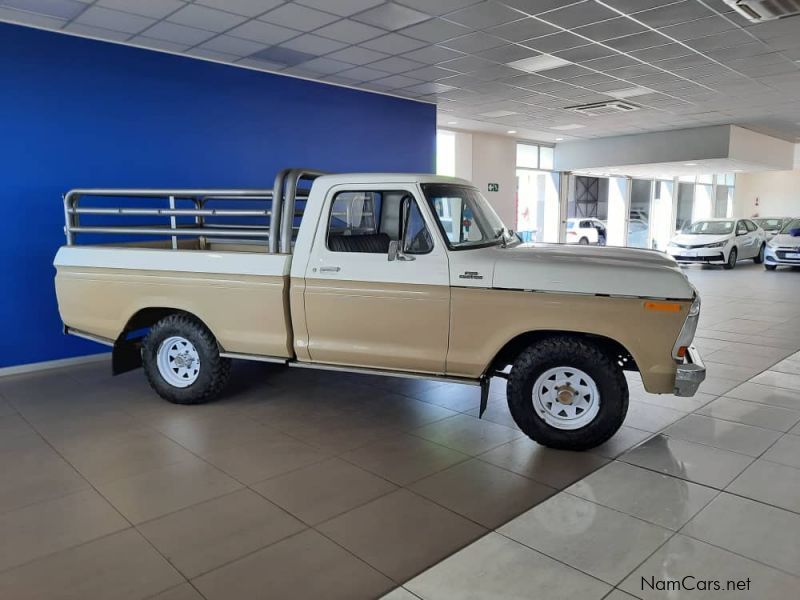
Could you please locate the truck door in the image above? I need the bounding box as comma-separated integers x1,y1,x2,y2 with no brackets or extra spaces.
302,185,450,374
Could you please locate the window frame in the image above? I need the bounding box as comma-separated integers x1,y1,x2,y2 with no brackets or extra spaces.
325,188,435,255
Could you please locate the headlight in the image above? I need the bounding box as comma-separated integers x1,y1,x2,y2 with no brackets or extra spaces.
667,241,678,248
673,294,700,361
704,241,726,248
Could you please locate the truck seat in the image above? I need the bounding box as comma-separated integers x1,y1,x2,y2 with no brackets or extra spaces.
328,233,391,253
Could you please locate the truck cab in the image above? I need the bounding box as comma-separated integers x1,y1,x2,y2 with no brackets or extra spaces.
54,169,705,451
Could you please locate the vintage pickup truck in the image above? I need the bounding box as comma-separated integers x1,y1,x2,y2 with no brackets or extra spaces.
54,169,705,450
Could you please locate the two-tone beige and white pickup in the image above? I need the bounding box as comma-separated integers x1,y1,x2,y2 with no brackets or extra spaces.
54,169,705,450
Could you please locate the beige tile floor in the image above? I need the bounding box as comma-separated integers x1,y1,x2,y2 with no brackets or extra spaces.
0,263,798,599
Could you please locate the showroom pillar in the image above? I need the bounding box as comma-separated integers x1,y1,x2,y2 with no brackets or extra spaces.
558,171,571,243
607,177,630,246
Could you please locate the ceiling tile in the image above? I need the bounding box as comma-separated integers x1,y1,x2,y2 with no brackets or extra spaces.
327,45,388,65
336,65,392,81
199,34,265,56
402,44,463,63
314,19,385,43
605,30,668,52
522,31,587,53
476,43,539,63
486,17,558,42
368,55,424,73
195,0,282,18
403,64,459,79
131,36,191,52
445,2,522,29
187,47,239,62
74,6,155,35
354,2,429,30
1,0,84,20
633,0,715,28
600,0,667,12
399,17,469,42
361,32,427,53
370,74,423,88
502,0,587,15
404,81,457,94
538,1,618,28
141,21,217,45
394,0,483,16
167,4,247,32
554,44,616,62
281,33,347,55
632,42,694,62
441,31,506,53
657,15,739,41
439,54,497,73
227,20,299,45
259,3,339,31
574,16,646,42
64,22,132,41
97,0,185,20
297,0,384,17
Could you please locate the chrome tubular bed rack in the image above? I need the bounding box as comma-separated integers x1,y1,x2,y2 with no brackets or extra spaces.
62,168,326,253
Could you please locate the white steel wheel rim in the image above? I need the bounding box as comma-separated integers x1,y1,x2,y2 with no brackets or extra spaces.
532,366,600,430
157,336,201,388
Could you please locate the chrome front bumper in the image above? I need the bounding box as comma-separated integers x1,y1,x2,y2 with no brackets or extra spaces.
674,346,706,397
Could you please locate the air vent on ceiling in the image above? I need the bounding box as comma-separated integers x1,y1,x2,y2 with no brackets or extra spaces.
723,0,800,22
565,100,640,116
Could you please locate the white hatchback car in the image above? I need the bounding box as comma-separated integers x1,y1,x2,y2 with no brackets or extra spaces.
764,217,800,270
667,218,766,270
566,218,607,245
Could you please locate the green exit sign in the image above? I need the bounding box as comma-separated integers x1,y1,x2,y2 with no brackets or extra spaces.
488,183,500,192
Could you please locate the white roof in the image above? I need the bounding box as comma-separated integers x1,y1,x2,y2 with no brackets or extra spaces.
314,173,474,187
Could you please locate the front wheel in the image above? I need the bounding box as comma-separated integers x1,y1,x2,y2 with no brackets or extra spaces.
723,247,737,270
579,237,589,245
507,337,628,451
142,314,231,404
754,244,765,264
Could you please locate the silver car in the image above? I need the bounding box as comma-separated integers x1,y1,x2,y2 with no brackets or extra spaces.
764,218,800,271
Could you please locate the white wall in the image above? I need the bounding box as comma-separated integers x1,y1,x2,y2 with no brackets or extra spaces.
468,132,517,229
734,170,800,217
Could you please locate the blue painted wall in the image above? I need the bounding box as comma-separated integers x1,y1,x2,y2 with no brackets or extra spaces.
0,23,436,368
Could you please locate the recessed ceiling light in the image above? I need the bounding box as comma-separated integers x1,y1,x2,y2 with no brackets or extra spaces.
507,54,571,73
478,110,518,118
551,124,585,131
555,137,564,141
447,121,458,125
507,130,517,134
684,163,698,167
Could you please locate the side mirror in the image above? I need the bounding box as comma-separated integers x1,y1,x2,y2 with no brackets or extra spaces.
388,239,415,262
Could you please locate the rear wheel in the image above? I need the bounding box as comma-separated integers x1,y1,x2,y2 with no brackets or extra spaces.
754,244,765,264
723,247,737,270
507,336,628,451
579,237,589,245
142,314,231,404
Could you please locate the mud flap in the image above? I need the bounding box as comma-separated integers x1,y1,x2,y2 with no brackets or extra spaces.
112,334,143,375
479,376,490,418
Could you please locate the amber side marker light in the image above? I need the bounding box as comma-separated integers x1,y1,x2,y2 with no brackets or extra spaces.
676,346,688,358
644,301,682,312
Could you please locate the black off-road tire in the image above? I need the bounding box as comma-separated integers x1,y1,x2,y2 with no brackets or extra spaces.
142,314,231,405
765,264,777,271
507,336,628,451
723,247,737,270
754,244,765,264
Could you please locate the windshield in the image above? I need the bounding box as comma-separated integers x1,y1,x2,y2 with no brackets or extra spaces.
780,219,800,234
685,220,734,235
421,184,514,249
756,219,783,230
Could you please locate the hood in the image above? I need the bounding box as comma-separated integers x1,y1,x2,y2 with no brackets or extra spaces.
671,233,729,246
770,233,800,247
476,243,694,300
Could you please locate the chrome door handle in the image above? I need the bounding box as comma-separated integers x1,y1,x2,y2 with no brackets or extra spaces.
319,266,341,273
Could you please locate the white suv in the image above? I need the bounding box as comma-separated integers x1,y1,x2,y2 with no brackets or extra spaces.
567,218,607,245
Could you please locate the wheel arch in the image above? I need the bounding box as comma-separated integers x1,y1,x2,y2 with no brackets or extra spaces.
112,307,219,375
486,330,638,377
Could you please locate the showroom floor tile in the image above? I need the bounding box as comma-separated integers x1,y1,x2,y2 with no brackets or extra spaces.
2,264,800,598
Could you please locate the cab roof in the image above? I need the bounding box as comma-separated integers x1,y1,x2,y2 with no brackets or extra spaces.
313,173,474,187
